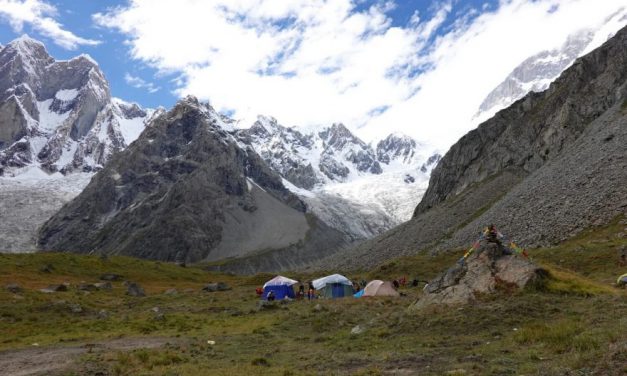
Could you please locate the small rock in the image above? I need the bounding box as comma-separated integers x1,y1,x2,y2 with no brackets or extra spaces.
99,273,123,281
202,282,231,292
40,284,68,293
69,303,83,313
164,288,178,295
350,325,365,335
94,282,112,290
5,283,22,294
39,264,54,273
126,282,146,297
257,300,277,311
97,310,109,319
151,307,165,321
313,304,324,312
78,283,98,291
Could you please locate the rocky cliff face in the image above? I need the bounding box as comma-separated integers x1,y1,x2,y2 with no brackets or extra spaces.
38,97,348,272
0,35,151,176
315,24,627,271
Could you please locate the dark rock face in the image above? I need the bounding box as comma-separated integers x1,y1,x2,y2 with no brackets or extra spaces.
315,25,627,271
38,97,348,272
415,240,546,308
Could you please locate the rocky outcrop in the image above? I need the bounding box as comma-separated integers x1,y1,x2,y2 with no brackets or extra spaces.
414,240,546,308
37,97,348,272
313,24,627,271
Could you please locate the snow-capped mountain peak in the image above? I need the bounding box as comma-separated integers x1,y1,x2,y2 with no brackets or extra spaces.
475,9,627,122
0,35,151,176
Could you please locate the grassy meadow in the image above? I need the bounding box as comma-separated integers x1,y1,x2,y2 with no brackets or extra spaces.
0,219,625,375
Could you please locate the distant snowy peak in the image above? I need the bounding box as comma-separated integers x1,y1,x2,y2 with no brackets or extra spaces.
0,35,150,176
376,133,420,165
476,29,594,121
476,10,627,122
238,116,431,190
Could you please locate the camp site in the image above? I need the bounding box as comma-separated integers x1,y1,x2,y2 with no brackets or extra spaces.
1,219,626,375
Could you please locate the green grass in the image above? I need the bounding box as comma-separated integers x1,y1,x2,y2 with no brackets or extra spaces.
0,219,626,375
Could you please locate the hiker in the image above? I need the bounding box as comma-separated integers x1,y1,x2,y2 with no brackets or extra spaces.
255,287,263,296
298,284,305,299
267,290,276,301
618,247,627,267
352,282,361,293
392,279,400,289
307,281,315,300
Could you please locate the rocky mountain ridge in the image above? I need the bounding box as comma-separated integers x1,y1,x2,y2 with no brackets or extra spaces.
315,23,627,271
38,97,348,273
0,35,152,176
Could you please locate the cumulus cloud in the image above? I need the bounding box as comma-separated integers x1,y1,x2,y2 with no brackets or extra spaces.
124,73,160,93
0,0,99,49
95,0,626,150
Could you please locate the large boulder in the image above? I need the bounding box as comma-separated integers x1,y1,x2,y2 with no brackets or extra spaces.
415,240,546,308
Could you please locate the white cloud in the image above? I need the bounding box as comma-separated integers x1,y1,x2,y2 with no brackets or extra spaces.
124,73,160,93
0,0,99,49
95,0,626,150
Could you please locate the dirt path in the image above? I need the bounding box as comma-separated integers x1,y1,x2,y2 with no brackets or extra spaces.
0,337,180,376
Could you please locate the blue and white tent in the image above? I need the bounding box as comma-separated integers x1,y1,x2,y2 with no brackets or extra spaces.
262,275,298,300
312,274,353,298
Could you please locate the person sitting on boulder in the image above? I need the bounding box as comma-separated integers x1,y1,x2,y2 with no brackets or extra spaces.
486,224,499,243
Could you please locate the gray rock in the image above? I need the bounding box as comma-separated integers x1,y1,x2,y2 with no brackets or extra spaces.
164,288,178,295
94,282,112,290
350,325,365,335
202,282,230,292
5,283,22,294
78,283,98,291
39,284,68,293
414,240,546,308
97,309,109,319
125,282,145,297
256,300,277,311
68,303,83,313
99,274,122,281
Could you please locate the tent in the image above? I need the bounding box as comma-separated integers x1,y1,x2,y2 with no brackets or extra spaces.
617,273,627,287
312,274,353,298
353,289,365,298
362,280,400,297
262,275,298,300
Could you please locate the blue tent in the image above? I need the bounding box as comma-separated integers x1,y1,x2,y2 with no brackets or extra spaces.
353,289,365,298
262,276,298,300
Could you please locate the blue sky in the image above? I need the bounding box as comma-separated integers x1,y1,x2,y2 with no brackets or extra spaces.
0,0,625,148
0,0,499,109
